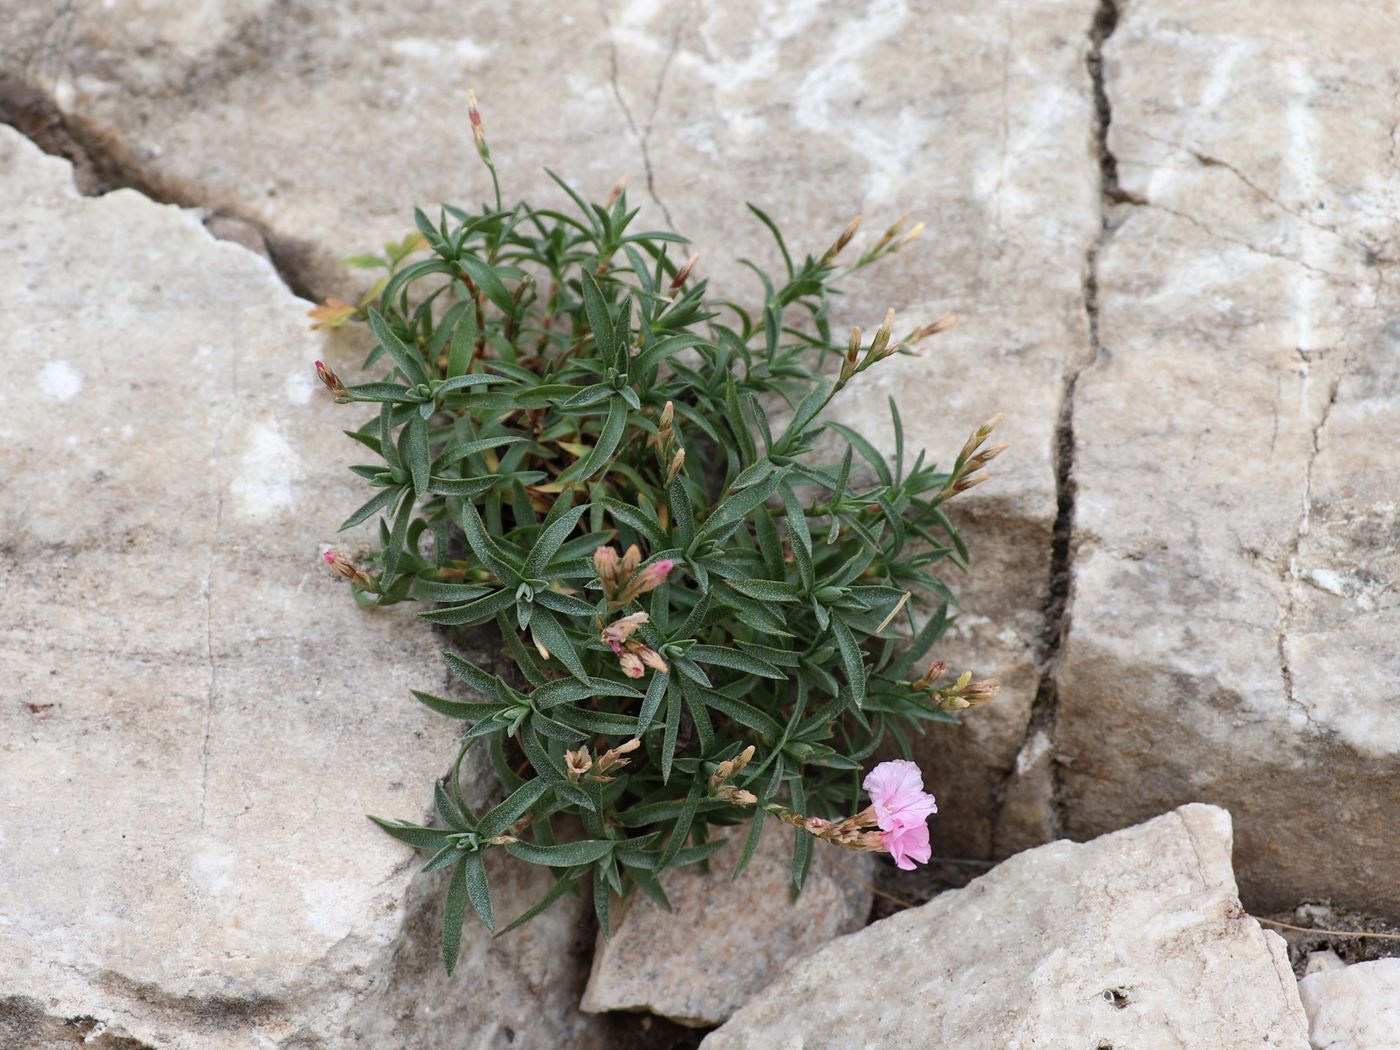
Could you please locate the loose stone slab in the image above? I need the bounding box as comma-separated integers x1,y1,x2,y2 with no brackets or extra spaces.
1060,0,1400,914
581,822,872,1027
0,126,597,1049
701,805,1309,1049
1298,959,1400,1049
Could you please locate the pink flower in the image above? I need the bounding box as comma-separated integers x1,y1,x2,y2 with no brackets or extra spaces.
862,759,937,832
882,820,931,871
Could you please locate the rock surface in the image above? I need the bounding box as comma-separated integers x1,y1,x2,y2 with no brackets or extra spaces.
1058,0,1400,915
1298,959,1400,1050
0,126,597,1049
582,822,872,1027
702,805,1309,1049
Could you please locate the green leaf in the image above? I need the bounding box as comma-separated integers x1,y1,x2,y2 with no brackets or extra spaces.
637,671,669,734
368,816,454,851
480,778,551,838
688,644,786,679
405,415,430,496
338,484,405,532
525,503,590,578
464,850,495,933
412,689,507,721
442,857,469,974
460,502,523,584
367,308,429,385
458,255,516,315
418,588,516,626
504,838,616,866
561,398,627,484
698,469,785,541
746,203,794,278
724,578,801,603
831,616,868,708
528,607,588,681
446,305,479,377
530,676,643,710
495,868,586,937
381,486,416,579
580,271,617,366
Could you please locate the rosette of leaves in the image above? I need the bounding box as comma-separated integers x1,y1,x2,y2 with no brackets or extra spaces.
323,154,989,973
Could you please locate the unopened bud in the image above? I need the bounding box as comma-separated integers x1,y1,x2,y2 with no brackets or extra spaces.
669,252,700,291
953,469,990,493
965,441,1009,472
892,221,925,249
717,786,758,806
869,212,909,255
909,312,957,344
315,360,347,397
659,401,674,430
959,414,1004,462
840,326,862,383
594,545,620,588
636,559,674,591
666,448,686,486
822,214,862,264
866,307,896,361
322,549,375,589
467,89,489,157
605,172,630,208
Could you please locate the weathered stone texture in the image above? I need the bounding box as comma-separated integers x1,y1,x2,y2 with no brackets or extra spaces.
1059,0,1400,914
0,126,597,1049
582,822,871,1027
1298,958,1400,1049
702,805,1310,1049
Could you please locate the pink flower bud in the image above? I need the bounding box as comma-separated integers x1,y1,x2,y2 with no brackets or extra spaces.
638,559,674,589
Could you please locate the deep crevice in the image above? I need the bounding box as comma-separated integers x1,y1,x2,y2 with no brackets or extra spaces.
0,73,320,301
1005,0,1124,846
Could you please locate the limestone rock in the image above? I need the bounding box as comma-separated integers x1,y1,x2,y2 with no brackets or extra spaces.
0,126,597,1049
701,805,1310,1049
1298,959,1400,1050
1059,0,1400,914
0,0,1104,864
581,822,872,1027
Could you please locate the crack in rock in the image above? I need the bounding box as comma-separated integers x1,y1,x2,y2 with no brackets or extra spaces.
1275,372,1344,732
0,74,319,300
596,0,685,230
997,0,1122,850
